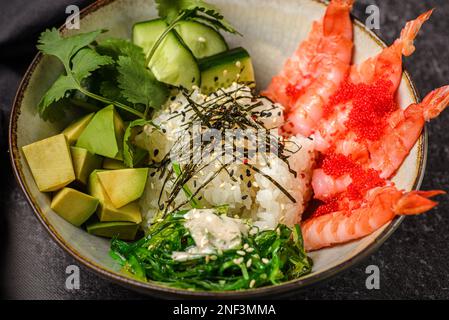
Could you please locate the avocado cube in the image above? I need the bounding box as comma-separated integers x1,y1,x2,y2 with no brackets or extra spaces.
51,187,99,227
62,113,95,145
70,146,103,185
76,105,125,159
22,134,75,192
86,221,139,240
88,170,142,223
97,168,148,208
102,158,127,170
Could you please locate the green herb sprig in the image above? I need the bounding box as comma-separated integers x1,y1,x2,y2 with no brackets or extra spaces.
37,30,168,121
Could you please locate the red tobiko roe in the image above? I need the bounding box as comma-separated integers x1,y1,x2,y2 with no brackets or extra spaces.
323,78,398,141
312,153,386,218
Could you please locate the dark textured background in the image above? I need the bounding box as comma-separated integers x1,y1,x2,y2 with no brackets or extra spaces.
1,0,448,300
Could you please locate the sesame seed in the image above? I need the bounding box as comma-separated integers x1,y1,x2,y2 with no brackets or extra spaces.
210,255,217,260
243,243,249,249
237,250,246,256
246,247,254,253
249,279,256,288
262,258,270,264
233,257,244,265
246,259,252,268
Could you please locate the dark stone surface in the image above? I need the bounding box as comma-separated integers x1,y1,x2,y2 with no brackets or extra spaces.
1,0,448,300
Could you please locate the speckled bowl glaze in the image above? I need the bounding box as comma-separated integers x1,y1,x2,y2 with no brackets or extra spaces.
9,0,426,298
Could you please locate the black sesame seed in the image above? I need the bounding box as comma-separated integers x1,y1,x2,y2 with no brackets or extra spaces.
247,181,252,188
246,169,251,177
192,77,196,83
229,169,234,176
150,172,156,177
153,149,159,156
242,195,248,200
240,174,244,180
162,128,167,133
214,76,219,82
277,111,281,116
170,96,176,101
159,204,165,210
198,196,203,200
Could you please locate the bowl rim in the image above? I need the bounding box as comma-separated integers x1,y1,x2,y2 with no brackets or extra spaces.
8,0,427,299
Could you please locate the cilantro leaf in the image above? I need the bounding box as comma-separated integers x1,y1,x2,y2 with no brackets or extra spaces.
38,75,77,120
96,38,145,62
155,0,237,33
37,29,147,120
123,119,153,167
37,28,104,66
71,48,114,82
117,55,169,109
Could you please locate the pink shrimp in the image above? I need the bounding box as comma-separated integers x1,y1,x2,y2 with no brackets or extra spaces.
302,187,444,251
312,10,432,153
263,0,354,136
369,85,449,178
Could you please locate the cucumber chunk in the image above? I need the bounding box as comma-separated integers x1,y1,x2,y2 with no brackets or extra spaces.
199,47,255,95
175,21,228,59
132,19,200,89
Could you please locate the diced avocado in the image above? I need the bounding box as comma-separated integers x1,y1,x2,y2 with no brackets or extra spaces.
62,113,95,145
86,221,139,240
22,134,75,192
76,105,125,159
70,146,103,185
133,19,200,89
102,158,127,170
88,170,142,223
97,168,148,208
51,187,99,227
174,20,228,59
199,47,255,95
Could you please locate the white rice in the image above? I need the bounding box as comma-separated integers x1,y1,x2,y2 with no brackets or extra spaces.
137,83,315,231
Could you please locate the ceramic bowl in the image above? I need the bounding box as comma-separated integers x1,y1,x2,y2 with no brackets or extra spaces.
9,0,425,298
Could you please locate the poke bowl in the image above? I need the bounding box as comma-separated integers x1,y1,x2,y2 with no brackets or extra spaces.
9,0,444,298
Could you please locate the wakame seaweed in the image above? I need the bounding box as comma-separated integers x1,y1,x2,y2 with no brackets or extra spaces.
110,210,312,291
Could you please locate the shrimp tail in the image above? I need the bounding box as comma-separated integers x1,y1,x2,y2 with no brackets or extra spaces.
399,9,433,56
393,190,445,215
421,85,449,120
324,0,354,37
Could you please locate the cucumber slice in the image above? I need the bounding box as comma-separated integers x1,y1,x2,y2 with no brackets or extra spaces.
199,47,255,95
132,19,200,89
175,21,228,59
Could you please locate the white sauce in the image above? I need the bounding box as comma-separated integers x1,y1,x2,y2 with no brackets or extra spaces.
171,209,249,261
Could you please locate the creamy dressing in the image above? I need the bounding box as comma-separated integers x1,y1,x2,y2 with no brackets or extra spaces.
171,208,249,261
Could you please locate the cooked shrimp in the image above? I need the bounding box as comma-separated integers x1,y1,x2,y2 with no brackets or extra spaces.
369,85,449,178
263,0,354,136
311,11,433,154
350,10,433,90
302,187,444,251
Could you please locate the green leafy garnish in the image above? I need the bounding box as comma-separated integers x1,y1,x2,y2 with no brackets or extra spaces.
123,119,153,168
37,30,169,121
37,29,114,120
156,0,237,33
110,211,312,291
117,56,169,114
